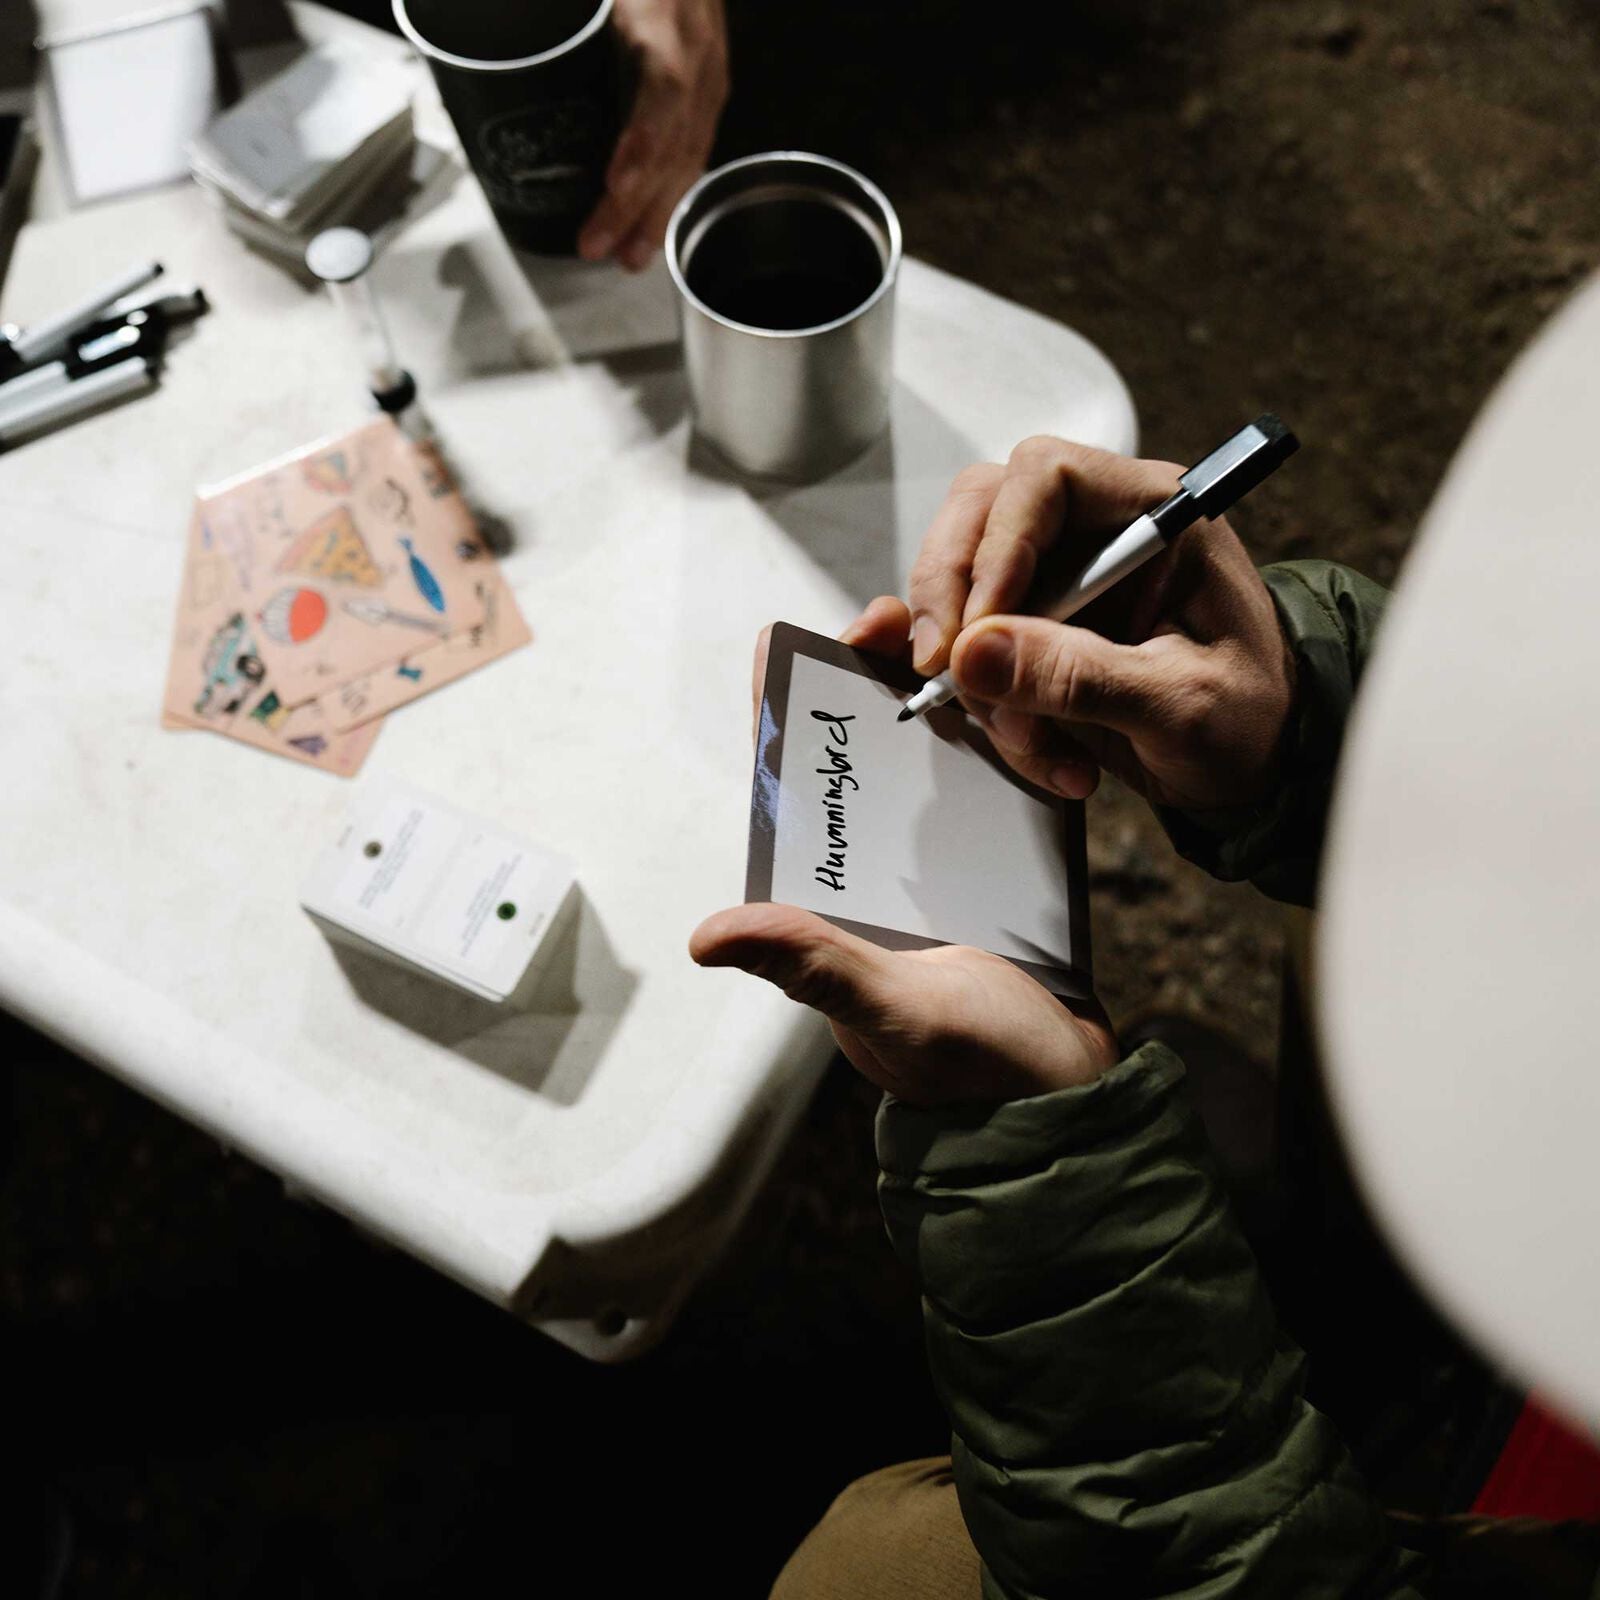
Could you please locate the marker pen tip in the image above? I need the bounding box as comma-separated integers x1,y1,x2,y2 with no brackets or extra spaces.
896,704,916,723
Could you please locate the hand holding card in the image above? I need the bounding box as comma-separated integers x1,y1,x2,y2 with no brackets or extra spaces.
741,618,1092,998
693,600,1107,1105
691,900,1115,1105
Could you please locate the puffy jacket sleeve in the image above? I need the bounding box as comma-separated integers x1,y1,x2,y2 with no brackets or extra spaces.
1156,560,1390,907
876,1041,1427,1599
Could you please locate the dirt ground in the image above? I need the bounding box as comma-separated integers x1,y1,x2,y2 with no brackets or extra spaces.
5,1,1600,1593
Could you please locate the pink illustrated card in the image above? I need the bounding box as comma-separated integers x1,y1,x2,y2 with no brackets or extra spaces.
190,417,487,706
328,566,531,732
162,507,385,776
162,424,527,777
160,696,383,777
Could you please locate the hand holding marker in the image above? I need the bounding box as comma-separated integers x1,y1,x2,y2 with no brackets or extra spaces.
898,416,1299,722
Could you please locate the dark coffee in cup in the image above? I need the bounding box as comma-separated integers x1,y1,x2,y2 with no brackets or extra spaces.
393,0,626,257
683,196,889,332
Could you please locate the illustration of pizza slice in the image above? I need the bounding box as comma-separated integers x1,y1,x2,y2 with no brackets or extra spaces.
275,506,384,588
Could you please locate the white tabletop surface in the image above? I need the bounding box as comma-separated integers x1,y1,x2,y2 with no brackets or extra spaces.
0,8,1136,1359
1320,271,1600,1421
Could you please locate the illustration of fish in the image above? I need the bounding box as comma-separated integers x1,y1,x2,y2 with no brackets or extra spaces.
399,536,445,613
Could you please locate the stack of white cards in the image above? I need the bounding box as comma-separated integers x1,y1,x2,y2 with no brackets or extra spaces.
301,779,578,1005
189,44,421,263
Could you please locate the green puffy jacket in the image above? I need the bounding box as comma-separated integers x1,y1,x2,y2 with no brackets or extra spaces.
876,561,1428,1599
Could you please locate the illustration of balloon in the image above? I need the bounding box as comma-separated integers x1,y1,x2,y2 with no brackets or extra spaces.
399,536,445,613
259,585,328,645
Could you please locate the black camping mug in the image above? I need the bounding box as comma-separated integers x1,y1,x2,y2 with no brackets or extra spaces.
393,0,627,256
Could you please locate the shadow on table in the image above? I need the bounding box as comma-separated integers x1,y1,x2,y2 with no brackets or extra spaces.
435,241,529,381
727,429,901,607
435,238,690,438
327,889,637,1107
687,379,982,609
519,251,691,438
396,395,518,556
514,250,679,358
593,337,686,438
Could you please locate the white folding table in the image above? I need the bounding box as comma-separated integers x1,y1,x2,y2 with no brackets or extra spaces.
0,18,1135,1360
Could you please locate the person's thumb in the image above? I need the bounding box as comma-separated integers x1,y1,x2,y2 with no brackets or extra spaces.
689,903,894,1030
951,614,1192,740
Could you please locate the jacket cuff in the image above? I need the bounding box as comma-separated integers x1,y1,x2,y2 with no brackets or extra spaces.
1154,561,1385,907
875,1039,1185,1185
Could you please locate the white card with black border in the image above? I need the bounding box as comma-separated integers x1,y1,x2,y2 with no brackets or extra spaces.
746,623,1092,999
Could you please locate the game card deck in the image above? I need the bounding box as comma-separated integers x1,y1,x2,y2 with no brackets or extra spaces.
300,777,577,1003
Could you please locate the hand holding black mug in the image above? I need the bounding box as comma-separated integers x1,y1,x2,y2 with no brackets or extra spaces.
578,0,728,270
394,0,726,265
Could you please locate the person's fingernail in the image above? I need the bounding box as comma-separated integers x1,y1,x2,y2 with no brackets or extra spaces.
1049,763,1091,798
579,229,613,261
989,707,1031,747
958,628,1015,698
911,614,941,671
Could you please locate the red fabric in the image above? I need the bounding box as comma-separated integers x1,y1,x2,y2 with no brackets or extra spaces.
1472,1396,1600,1521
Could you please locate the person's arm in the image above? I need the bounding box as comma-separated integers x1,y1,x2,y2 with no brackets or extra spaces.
877,1043,1428,1600
1155,559,1389,907
693,600,1425,1597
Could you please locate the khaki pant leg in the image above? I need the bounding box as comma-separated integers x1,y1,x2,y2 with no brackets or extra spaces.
770,1457,981,1600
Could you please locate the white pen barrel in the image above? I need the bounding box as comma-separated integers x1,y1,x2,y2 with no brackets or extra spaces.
0,358,70,417
905,513,1168,721
11,261,162,366
0,358,153,444
1048,513,1165,623
903,673,958,716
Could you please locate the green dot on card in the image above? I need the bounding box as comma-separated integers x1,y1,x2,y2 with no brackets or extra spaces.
497,902,516,921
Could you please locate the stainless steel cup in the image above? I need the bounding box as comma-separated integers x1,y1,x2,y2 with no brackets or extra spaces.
667,152,901,482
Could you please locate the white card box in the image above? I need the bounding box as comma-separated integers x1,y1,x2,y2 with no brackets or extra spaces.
301,779,576,1004
44,5,222,206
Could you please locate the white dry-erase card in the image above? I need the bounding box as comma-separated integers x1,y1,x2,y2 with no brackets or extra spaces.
747,624,1092,998
301,778,575,1003
44,5,221,205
